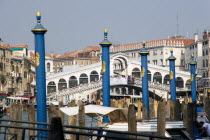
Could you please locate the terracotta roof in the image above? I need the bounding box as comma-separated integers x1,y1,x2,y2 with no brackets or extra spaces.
119,39,194,48
10,44,28,48
1,44,10,48
58,50,83,59
45,54,60,58
83,46,101,52
164,39,194,46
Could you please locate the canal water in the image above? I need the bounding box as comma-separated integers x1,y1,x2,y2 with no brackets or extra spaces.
0,111,98,139
2,111,98,126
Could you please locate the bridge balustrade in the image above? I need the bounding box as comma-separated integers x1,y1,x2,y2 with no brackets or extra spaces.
47,77,189,102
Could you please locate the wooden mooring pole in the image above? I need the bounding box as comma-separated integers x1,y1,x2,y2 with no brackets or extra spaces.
128,104,137,139
49,117,64,140
157,99,166,137
28,103,35,138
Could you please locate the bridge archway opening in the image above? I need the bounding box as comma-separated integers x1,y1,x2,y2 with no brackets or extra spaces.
69,76,78,88
176,77,184,88
79,73,88,84
90,71,99,82
164,74,170,85
185,79,191,89
132,68,140,78
153,72,162,83
58,78,67,91
113,57,128,75
47,81,56,94
148,70,151,81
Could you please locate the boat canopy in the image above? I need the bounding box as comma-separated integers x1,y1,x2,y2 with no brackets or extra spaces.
60,104,127,117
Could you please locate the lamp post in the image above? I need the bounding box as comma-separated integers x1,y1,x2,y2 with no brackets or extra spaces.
168,49,177,101
31,11,47,136
99,29,112,123
139,41,149,118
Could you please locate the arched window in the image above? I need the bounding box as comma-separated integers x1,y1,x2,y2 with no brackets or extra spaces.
90,71,99,82
69,76,78,88
79,73,88,84
58,78,67,91
163,74,170,85
47,81,56,94
132,68,140,78
153,72,162,83
176,77,184,88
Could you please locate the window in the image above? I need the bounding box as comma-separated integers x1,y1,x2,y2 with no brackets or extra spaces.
24,72,27,78
206,59,208,67
181,60,184,66
181,50,184,55
160,59,163,65
160,50,163,55
153,60,157,65
47,63,50,72
203,60,205,67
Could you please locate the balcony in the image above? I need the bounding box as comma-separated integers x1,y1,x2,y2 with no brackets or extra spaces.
24,91,32,96
8,88,15,93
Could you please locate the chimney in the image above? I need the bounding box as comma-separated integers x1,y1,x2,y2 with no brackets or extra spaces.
194,33,198,42
51,52,54,58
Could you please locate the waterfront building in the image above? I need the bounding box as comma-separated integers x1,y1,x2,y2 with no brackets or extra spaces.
110,38,194,72
0,40,35,97
45,46,100,75
185,30,210,89
0,43,13,95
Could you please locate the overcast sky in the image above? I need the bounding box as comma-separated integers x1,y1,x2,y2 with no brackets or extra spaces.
0,0,210,54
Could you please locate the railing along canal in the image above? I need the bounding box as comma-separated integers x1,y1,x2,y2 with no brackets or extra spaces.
0,117,182,140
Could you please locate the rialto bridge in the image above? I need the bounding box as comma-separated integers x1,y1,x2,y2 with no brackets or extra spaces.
46,53,193,103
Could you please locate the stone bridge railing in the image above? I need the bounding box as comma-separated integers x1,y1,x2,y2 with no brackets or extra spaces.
47,78,190,100
134,79,190,92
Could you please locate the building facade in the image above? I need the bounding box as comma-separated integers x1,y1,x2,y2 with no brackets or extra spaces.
0,41,36,97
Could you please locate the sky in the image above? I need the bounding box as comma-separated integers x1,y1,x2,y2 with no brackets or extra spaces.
0,0,210,55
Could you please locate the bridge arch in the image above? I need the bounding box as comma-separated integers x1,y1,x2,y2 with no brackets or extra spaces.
47,81,56,94
176,77,184,88
111,54,129,76
79,73,88,84
69,76,78,88
58,78,67,91
153,72,162,83
90,70,99,82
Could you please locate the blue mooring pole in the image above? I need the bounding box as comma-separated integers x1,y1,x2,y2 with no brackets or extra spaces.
99,29,112,123
168,49,177,101
139,41,149,118
31,11,47,136
189,54,197,102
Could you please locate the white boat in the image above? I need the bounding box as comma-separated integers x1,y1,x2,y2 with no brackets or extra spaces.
60,105,198,139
